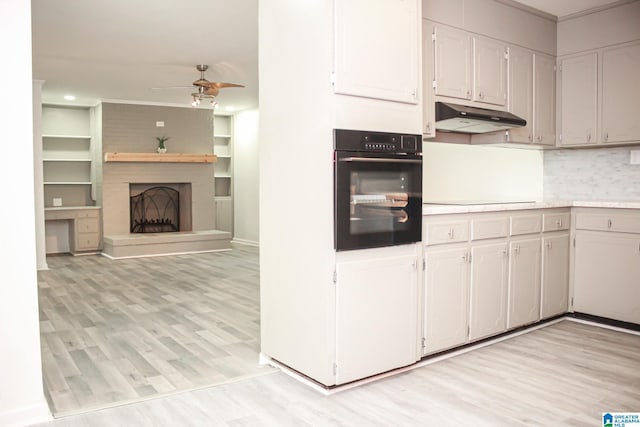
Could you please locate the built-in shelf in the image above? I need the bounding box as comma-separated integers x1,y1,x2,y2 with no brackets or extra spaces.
44,181,92,185
104,152,217,163
214,134,232,138
43,134,91,139
214,174,232,178
43,158,91,162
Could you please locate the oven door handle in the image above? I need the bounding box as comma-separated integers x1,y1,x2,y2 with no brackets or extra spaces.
339,157,422,164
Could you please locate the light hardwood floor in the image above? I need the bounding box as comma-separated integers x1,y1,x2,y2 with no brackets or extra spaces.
38,244,274,416
32,320,640,426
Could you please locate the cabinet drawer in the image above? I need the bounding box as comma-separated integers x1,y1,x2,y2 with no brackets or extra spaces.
45,211,68,220
76,218,99,233
543,212,570,232
510,214,542,236
75,233,100,250
76,209,99,218
576,212,640,233
471,217,508,241
425,221,469,245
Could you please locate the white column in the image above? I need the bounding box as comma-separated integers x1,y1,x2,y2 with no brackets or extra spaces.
33,80,48,270
0,1,52,425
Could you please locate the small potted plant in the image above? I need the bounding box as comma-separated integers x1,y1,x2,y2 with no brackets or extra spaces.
156,136,169,153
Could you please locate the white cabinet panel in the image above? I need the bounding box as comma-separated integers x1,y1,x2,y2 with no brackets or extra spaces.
508,46,534,143
334,0,419,104
215,197,233,233
473,37,507,106
559,53,598,146
534,54,556,146
469,243,509,341
335,253,418,384
574,231,640,324
602,43,640,143
424,247,469,353
434,25,472,100
508,238,541,328
541,234,570,319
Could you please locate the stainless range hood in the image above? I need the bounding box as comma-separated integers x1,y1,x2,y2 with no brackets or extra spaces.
435,102,526,134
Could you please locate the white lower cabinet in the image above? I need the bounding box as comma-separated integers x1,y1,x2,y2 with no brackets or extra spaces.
574,231,640,324
423,209,570,356
541,234,570,319
424,247,469,354
508,238,541,329
335,251,418,385
469,243,509,341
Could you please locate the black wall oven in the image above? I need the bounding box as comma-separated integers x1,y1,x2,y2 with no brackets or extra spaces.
334,129,423,251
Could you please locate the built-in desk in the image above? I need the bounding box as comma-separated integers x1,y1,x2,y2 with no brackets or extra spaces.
44,206,101,255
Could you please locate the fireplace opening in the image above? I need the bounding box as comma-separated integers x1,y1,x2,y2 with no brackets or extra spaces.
130,186,180,233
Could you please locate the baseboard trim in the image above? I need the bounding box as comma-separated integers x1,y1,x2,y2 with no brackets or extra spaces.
0,399,52,427
231,238,259,247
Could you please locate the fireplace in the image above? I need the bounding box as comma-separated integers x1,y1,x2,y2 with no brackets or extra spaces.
129,183,192,233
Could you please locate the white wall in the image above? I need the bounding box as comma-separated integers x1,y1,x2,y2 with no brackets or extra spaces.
233,110,259,245
0,0,51,425
422,143,543,202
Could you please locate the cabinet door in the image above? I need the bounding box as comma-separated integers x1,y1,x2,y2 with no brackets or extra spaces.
424,247,469,353
469,243,509,341
541,234,570,319
422,20,436,137
602,43,640,143
334,0,419,104
559,53,598,146
434,26,471,100
533,54,556,146
508,238,541,328
508,47,533,143
335,254,418,384
574,231,640,324
215,197,233,233
473,37,507,106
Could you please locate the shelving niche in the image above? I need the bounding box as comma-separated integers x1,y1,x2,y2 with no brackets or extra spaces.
213,114,233,233
42,105,94,207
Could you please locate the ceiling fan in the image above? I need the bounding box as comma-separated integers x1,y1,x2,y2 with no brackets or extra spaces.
154,64,244,107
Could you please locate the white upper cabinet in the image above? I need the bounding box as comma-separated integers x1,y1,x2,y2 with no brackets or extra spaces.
473,37,508,106
433,25,472,101
533,54,556,146
559,53,598,146
601,43,640,143
432,24,507,109
508,46,534,143
333,0,419,104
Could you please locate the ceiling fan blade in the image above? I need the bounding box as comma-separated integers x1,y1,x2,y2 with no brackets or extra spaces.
151,86,194,90
203,82,245,89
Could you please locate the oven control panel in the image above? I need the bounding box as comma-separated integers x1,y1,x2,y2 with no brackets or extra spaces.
334,129,421,154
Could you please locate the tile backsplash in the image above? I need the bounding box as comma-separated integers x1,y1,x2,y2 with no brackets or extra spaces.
544,147,640,201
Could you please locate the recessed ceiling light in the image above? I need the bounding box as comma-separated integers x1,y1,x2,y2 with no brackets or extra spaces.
64,95,76,101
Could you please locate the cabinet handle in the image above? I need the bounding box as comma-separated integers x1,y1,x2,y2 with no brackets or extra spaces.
479,91,484,99
604,132,609,142
514,245,520,255
608,219,612,229
466,89,471,99
462,253,468,262
425,122,431,132
546,241,552,249
529,135,533,142
448,228,454,239
556,219,562,227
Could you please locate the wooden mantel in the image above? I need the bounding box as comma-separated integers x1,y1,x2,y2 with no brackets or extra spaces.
104,152,217,163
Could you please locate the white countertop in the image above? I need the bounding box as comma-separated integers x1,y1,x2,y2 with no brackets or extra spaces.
45,206,101,211
423,200,640,215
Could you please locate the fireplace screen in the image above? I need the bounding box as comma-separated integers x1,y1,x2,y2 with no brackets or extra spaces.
130,186,180,233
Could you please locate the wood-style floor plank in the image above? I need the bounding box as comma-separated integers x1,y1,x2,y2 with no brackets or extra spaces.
38,244,274,416
33,320,640,426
